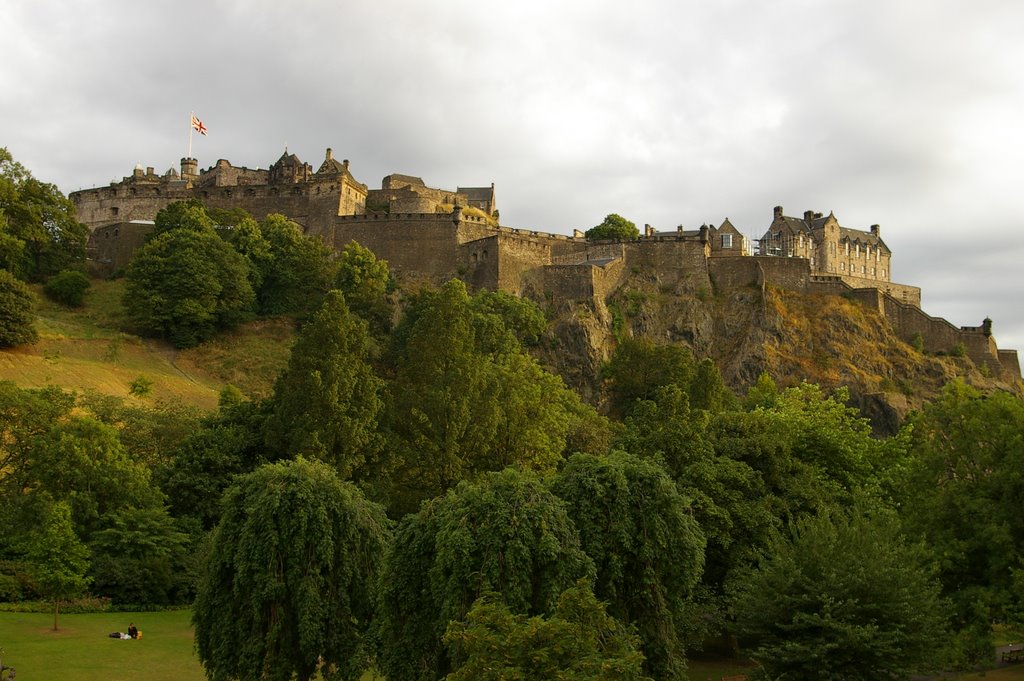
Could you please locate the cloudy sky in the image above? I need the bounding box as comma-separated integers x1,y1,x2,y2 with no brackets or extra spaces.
4,0,1023,358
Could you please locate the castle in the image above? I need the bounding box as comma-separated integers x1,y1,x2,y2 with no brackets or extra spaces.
70,148,1021,380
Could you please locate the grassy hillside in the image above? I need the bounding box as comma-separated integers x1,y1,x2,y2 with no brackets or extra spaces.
0,279,295,410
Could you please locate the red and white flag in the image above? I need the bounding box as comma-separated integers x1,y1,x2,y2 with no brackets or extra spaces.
191,114,207,136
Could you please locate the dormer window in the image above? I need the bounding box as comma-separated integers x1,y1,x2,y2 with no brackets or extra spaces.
721,234,733,248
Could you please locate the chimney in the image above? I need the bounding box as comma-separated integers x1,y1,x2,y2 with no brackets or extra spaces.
146,166,154,176
645,223,654,237
870,224,880,236
803,210,815,222
326,148,333,161
773,205,783,220
342,159,349,170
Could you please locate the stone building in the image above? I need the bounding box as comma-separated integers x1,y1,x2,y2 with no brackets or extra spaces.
71,149,1020,380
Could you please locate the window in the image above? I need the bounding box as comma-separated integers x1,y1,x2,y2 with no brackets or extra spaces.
845,242,850,255
840,262,845,271
721,233,733,248
861,265,866,274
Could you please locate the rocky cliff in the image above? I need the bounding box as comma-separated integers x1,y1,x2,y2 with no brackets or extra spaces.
535,273,1022,435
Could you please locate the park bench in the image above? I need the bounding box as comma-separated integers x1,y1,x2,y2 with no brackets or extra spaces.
1001,646,1024,663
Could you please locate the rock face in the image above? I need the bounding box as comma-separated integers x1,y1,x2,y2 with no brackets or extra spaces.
536,274,1022,435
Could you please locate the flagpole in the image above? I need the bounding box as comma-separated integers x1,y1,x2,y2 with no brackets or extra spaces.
188,111,194,160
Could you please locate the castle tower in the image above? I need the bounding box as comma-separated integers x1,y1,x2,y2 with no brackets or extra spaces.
180,157,198,179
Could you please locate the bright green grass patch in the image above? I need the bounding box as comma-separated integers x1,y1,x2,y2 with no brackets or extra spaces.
0,610,384,681
0,609,202,681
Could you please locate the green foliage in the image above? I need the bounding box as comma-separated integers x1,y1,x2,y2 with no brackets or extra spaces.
444,580,651,681
128,375,153,397
0,269,37,347
601,338,696,418
27,416,163,541
950,341,966,357
585,213,639,241
334,241,394,337
900,382,1024,638
469,289,546,347
264,291,385,482
156,397,269,531
0,147,88,281
253,214,337,316
911,331,925,353
729,507,948,680
88,507,189,605
43,270,90,307
386,280,581,514
552,452,706,679
150,200,214,239
124,225,255,348
26,501,91,630
193,458,392,681
378,468,594,681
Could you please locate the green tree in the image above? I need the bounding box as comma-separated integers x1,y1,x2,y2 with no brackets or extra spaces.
0,148,88,280
444,580,651,681
193,458,391,681
124,225,255,348
585,213,639,241
264,291,385,482
900,382,1024,649
729,507,947,681
0,269,38,347
378,468,594,681
149,200,215,239
334,240,394,337
88,506,189,605
601,338,696,418
386,280,581,514
156,395,270,531
42,269,90,307
552,451,705,679
255,214,337,316
27,501,91,630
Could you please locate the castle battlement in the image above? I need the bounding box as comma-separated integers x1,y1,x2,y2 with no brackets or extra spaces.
74,148,1020,381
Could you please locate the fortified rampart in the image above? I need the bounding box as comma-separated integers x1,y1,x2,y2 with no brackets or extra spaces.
73,149,1020,380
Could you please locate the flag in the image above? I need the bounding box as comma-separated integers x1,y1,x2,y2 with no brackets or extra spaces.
191,114,207,136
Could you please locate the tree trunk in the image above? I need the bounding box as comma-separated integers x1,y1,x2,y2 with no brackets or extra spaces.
52,600,59,631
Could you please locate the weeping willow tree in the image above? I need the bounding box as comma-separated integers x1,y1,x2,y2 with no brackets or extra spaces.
193,458,392,681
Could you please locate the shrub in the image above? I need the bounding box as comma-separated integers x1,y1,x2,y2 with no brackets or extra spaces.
43,270,90,307
0,269,38,347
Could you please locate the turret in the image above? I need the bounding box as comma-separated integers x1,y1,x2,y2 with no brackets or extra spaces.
180,157,198,178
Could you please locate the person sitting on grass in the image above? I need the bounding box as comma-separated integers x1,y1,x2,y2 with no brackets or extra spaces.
127,623,139,639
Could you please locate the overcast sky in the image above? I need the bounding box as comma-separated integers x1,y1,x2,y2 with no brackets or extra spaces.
4,0,1023,359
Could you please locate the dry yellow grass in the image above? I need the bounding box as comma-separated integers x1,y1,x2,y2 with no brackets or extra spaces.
0,279,294,410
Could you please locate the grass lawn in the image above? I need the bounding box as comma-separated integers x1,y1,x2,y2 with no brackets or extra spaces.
0,609,203,681
0,609,382,681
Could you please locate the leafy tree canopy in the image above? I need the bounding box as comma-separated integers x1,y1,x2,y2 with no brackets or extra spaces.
334,240,394,337
194,458,392,681
585,213,639,241
42,269,90,307
264,290,385,483
729,506,948,681
900,381,1024,634
386,280,585,514
254,213,337,316
444,580,651,681
0,147,88,280
0,268,38,347
378,468,594,681
552,451,706,679
124,225,255,348
26,500,91,630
